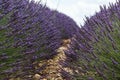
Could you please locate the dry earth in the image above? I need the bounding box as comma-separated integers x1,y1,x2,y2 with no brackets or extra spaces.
10,39,83,80
33,39,74,80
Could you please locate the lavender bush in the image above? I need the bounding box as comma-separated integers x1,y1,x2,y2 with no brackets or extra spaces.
0,0,80,79
1,0,120,80
67,1,120,80
52,11,80,39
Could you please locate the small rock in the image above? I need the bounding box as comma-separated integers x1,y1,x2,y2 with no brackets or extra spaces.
33,74,41,80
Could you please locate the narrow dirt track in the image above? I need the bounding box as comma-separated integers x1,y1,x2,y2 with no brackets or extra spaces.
33,39,73,80
10,39,79,80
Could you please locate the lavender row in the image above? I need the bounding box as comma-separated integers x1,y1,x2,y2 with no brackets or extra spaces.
64,1,120,79
0,0,80,79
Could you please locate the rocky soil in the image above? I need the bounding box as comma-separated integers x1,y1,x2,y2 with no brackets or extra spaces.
10,39,80,80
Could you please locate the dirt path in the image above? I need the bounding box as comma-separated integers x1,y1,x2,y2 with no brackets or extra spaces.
10,39,77,80
33,39,74,80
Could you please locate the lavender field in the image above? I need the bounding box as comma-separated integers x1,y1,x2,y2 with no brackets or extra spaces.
0,0,120,80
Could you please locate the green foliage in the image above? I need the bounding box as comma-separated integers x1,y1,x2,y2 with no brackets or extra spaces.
92,15,120,79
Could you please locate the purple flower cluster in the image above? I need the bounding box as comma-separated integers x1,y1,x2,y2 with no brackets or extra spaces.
66,1,120,79
1,0,120,79
52,11,80,39
0,0,80,79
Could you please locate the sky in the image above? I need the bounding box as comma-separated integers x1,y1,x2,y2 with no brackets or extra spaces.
34,0,116,26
